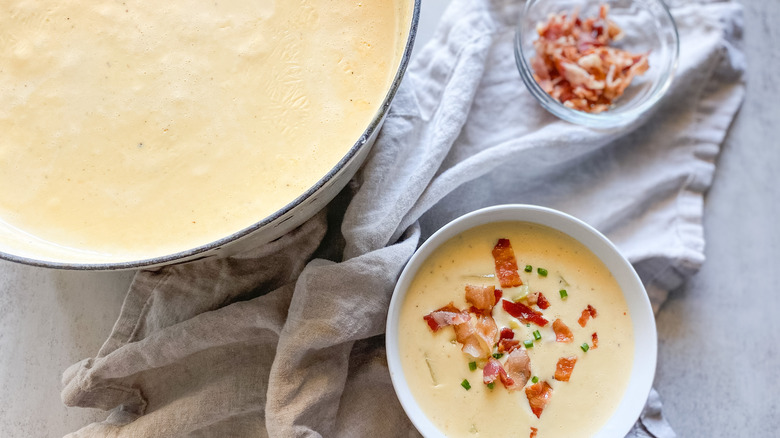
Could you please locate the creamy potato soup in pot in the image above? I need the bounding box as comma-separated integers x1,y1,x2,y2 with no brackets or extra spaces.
0,0,411,264
398,221,634,438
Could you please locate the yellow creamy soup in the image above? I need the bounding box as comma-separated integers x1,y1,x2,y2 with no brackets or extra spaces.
399,222,634,438
0,0,408,262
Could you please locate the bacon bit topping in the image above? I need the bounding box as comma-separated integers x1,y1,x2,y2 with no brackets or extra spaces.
498,327,521,353
592,332,599,349
498,338,521,354
552,318,574,343
465,284,497,312
494,289,503,304
530,427,538,438
423,303,470,331
530,5,650,113
536,292,551,310
504,349,531,390
455,314,498,359
492,238,524,288
499,327,515,341
483,358,515,388
468,306,486,316
502,299,549,327
525,381,554,418
554,356,578,382
578,304,598,327
482,358,501,384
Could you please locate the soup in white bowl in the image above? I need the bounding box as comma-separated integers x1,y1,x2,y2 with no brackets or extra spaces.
386,205,656,438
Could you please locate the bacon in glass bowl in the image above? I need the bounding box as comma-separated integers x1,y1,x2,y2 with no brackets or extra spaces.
530,5,649,113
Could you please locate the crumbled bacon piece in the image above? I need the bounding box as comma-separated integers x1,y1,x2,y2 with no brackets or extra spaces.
455,314,498,359
536,292,550,310
465,284,497,312
502,299,549,327
504,349,531,390
482,358,501,384
498,338,521,354
592,332,599,349
498,327,520,353
579,309,590,327
552,318,574,343
492,239,524,288
483,359,498,382
483,358,514,388
578,304,598,327
525,381,553,418
554,356,578,382
423,303,470,331
468,306,487,316
500,327,515,340
494,289,503,304
530,427,538,438
530,5,649,113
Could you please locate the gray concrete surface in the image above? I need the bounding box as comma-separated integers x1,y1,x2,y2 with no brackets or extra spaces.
654,1,780,435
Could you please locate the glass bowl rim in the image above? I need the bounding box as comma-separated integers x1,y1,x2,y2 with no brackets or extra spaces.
514,0,680,129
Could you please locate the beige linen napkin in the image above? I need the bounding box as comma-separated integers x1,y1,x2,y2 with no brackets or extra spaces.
61,0,745,436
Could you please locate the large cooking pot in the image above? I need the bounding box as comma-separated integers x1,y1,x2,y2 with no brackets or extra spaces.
0,1,420,270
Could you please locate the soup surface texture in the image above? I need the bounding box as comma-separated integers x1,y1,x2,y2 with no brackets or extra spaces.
398,221,634,438
0,0,409,263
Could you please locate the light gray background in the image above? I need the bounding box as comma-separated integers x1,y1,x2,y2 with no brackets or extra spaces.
0,1,776,436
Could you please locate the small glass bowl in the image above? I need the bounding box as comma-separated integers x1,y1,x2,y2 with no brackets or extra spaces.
515,0,679,129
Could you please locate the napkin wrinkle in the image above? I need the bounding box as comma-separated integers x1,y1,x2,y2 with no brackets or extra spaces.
61,357,148,418
266,225,421,437
342,32,493,259
94,271,170,358
625,389,676,438
101,208,327,351
333,337,415,438
640,389,678,438
390,27,639,246
63,285,292,400
65,284,294,437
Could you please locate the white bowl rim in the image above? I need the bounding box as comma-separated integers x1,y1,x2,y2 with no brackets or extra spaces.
386,204,657,438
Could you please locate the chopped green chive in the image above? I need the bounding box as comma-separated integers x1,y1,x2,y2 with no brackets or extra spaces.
461,379,471,390
581,343,590,352
524,265,533,272
533,330,542,340
524,339,534,349
469,361,477,371
537,268,548,277
526,323,531,327
559,289,568,300
487,382,495,389
531,376,539,384
492,353,504,359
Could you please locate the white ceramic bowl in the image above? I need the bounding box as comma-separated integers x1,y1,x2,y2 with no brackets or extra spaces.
386,204,656,437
